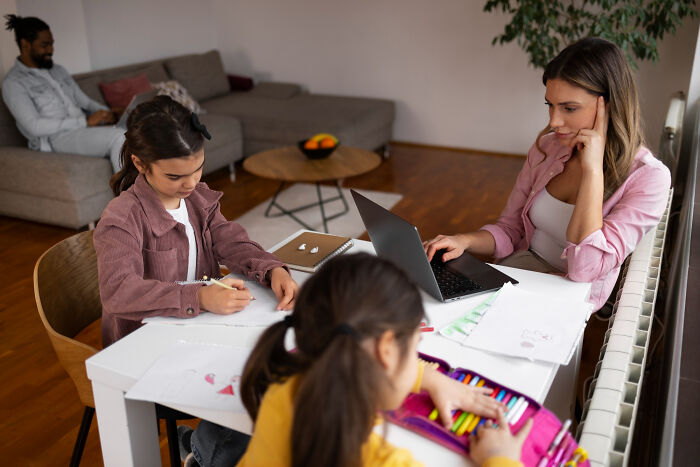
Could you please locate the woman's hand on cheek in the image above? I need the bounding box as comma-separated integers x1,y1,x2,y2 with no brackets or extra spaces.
270,267,298,310
422,368,505,428
571,95,607,174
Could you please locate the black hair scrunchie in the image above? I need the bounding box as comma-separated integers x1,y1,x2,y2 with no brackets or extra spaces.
190,113,212,140
283,314,295,328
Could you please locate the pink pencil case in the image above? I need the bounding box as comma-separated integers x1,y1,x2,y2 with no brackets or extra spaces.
384,353,590,467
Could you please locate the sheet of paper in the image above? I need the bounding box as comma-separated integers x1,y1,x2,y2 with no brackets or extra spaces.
143,274,289,327
457,283,588,365
126,341,249,412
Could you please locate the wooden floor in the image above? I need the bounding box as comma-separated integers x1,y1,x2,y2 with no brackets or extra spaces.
0,143,606,466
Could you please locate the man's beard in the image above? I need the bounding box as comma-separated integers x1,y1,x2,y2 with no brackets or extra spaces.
32,52,53,69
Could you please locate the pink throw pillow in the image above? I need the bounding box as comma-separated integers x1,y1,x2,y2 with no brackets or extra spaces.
99,73,152,109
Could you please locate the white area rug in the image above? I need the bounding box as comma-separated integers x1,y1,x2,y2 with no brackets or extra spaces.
234,183,402,249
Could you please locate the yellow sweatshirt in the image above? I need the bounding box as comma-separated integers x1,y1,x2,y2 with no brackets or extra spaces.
236,365,523,467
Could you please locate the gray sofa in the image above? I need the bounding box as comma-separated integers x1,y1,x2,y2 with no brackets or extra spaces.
0,50,394,229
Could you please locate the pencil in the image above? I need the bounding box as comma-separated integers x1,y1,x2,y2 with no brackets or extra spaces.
203,276,255,300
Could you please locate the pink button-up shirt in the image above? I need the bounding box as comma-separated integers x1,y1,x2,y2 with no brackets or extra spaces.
481,133,671,311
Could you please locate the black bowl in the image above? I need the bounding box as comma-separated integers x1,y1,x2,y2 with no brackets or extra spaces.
298,139,340,160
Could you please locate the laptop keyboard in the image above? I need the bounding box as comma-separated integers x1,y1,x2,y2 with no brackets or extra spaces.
430,257,482,299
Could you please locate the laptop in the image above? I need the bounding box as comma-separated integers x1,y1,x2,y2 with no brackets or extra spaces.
115,89,159,128
351,190,517,302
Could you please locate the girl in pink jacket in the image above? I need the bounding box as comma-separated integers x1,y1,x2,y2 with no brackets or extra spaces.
424,38,671,311
95,96,298,346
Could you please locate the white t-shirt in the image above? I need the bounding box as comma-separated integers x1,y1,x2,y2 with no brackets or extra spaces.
166,199,197,281
528,188,575,272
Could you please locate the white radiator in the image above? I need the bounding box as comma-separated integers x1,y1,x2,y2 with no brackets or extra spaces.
576,189,673,467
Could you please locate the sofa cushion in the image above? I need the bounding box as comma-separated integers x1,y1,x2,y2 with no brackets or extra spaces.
0,100,26,147
99,73,152,109
153,80,203,113
202,93,394,149
246,82,303,100
75,62,169,105
165,50,229,102
197,113,242,151
0,147,112,201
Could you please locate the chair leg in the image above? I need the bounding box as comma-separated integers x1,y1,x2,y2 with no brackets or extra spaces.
165,419,180,467
70,406,94,467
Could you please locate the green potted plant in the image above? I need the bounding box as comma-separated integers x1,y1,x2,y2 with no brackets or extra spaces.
483,0,698,68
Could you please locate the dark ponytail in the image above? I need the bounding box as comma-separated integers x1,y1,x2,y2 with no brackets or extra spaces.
240,253,424,467
110,95,207,196
4,14,49,49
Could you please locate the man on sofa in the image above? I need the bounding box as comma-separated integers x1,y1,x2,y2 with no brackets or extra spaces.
2,14,124,171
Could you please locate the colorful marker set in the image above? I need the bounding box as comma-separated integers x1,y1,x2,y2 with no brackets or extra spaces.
425,369,535,438
386,354,591,467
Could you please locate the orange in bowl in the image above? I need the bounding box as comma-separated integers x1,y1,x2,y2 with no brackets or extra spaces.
304,139,319,150
319,137,336,149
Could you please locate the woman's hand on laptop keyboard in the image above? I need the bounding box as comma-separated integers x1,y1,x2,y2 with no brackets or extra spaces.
423,231,497,261
423,234,468,262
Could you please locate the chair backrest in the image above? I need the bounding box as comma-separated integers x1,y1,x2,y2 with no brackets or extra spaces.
33,230,102,407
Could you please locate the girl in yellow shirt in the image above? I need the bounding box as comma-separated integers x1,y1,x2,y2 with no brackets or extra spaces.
237,252,532,467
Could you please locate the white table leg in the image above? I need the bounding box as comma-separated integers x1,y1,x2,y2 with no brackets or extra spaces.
92,381,161,467
544,336,584,421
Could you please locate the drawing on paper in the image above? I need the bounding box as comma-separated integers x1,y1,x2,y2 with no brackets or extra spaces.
520,329,554,346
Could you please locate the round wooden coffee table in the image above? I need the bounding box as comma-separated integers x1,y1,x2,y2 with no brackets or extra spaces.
243,146,382,232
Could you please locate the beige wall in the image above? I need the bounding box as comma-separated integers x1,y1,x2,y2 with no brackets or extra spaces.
212,0,546,155
81,0,218,70
636,15,700,153
15,0,92,73
211,0,699,155
8,0,699,156
0,0,18,78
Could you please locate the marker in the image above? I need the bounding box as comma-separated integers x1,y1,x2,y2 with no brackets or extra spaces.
547,419,572,456
452,376,481,431
505,397,524,424
454,379,486,432
430,373,467,422
462,381,488,434
505,395,520,411
551,437,572,466
509,401,529,425
472,389,509,434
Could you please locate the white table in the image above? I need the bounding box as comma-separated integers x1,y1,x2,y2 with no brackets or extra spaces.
86,240,591,467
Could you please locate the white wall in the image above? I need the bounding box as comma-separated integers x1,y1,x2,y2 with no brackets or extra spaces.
637,15,700,153
81,0,217,69
212,0,546,155
0,0,18,78
16,0,92,73
6,0,699,156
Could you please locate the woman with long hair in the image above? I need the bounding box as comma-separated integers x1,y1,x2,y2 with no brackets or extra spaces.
424,37,671,311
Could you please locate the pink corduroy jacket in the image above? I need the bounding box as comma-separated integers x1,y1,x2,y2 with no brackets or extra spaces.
481,133,671,311
94,175,286,347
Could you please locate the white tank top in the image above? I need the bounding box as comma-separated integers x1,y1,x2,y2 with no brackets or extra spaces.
528,188,575,272
166,199,198,281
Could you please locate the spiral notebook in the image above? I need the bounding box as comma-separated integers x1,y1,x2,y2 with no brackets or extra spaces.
272,231,353,272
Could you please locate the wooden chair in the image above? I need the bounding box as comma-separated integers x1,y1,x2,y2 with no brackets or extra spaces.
33,230,187,467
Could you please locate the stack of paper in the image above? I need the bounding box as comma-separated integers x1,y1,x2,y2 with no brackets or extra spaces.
440,283,588,365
